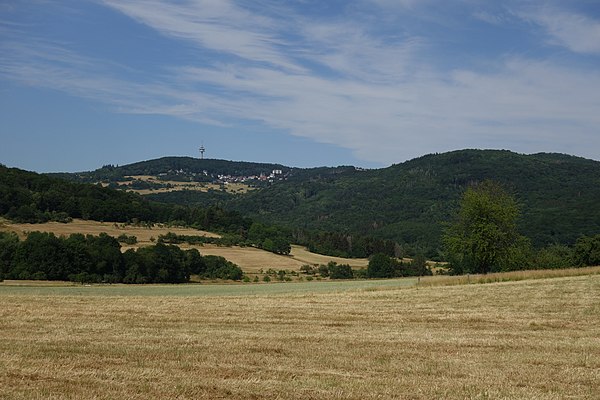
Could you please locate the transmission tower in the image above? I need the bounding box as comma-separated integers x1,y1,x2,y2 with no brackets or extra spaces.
199,144,206,159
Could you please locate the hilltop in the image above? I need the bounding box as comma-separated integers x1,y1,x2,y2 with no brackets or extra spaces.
227,150,600,254
43,149,600,257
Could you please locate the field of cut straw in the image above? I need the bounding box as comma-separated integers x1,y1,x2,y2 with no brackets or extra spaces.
1,273,599,399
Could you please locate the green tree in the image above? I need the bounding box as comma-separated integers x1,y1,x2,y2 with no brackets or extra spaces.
328,261,353,279
0,232,19,280
573,234,600,267
443,181,530,274
367,253,395,278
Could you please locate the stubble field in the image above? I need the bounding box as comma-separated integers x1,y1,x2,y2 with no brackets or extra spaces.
1,274,599,399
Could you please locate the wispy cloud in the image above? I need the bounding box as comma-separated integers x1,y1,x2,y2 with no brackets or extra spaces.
2,0,600,165
520,7,600,55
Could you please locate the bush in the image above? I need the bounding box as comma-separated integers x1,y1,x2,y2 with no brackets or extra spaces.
328,262,353,279
534,244,574,269
317,264,329,277
574,235,600,267
117,234,138,245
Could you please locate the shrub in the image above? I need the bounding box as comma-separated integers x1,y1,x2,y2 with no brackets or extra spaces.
328,262,353,279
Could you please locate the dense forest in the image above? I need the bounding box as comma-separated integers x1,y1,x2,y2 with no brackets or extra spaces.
78,150,600,259
0,164,401,259
4,148,600,265
0,231,243,283
0,164,292,255
225,150,600,257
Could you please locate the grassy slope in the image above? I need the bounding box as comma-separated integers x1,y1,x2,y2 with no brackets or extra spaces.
1,274,599,399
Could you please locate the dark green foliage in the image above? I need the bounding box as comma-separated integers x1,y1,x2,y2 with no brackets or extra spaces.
145,189,235,207
533,244,574,269
227,150,600,256
573,235,600,267
294,230,396,258
367,253,431,278
328,262,354,279
1,232,242,283
8,150,600,266
317,264,329,277
409,253,432,276
50,157,292,184
247,222,291,255
0,232,19,280
367,253,396,278
13,232,74,280
0,165,292,254
157,226,291,256
0,164,164,223
202,255,243,280
0,165,249,231
117,234,138,245
443,181,531,274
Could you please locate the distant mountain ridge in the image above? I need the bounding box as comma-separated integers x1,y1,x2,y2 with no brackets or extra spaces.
46,150,600,257
49,157,297,183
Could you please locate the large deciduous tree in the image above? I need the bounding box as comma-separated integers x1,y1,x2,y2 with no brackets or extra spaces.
443,181,531,274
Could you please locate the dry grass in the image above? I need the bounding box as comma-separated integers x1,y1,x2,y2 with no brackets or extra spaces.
183,244,307,272
105,175,253,195
2,219,219,245
418,266,600,287
1,274,599,399
290,245,369,269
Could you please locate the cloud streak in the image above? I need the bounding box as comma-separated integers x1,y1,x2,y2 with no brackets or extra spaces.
2,0,600,165
521,7,600,55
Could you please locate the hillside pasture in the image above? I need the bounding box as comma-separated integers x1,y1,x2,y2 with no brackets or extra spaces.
1,274,599,399
290,245,369,269
109,175,253,195
1,219,219,245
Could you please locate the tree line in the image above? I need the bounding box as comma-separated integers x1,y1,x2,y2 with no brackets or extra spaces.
0,165,404,261
442,181,600,274
0,231,243,283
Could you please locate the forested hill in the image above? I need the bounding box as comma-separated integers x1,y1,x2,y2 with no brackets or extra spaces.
0,164,253,234
51,157,295,183
32,149,600,257
226,150,600,253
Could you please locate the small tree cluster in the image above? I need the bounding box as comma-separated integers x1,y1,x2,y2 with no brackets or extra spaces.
443,181,531,274
367,253,432,278
0,231,243,283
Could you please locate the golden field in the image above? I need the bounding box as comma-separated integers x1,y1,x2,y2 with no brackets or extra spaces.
1,274,599,399
0,219,219,243
103,175,253,195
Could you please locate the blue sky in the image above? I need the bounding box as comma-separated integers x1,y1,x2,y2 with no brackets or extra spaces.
1,0,599,172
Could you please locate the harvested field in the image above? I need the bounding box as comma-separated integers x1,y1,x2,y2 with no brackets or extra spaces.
1,274,599,399
1,219,219,245
290,245,369,269
185,244,307,272
104,175,253,195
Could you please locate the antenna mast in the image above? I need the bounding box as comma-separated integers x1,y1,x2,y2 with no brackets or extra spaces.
199,144,206,159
